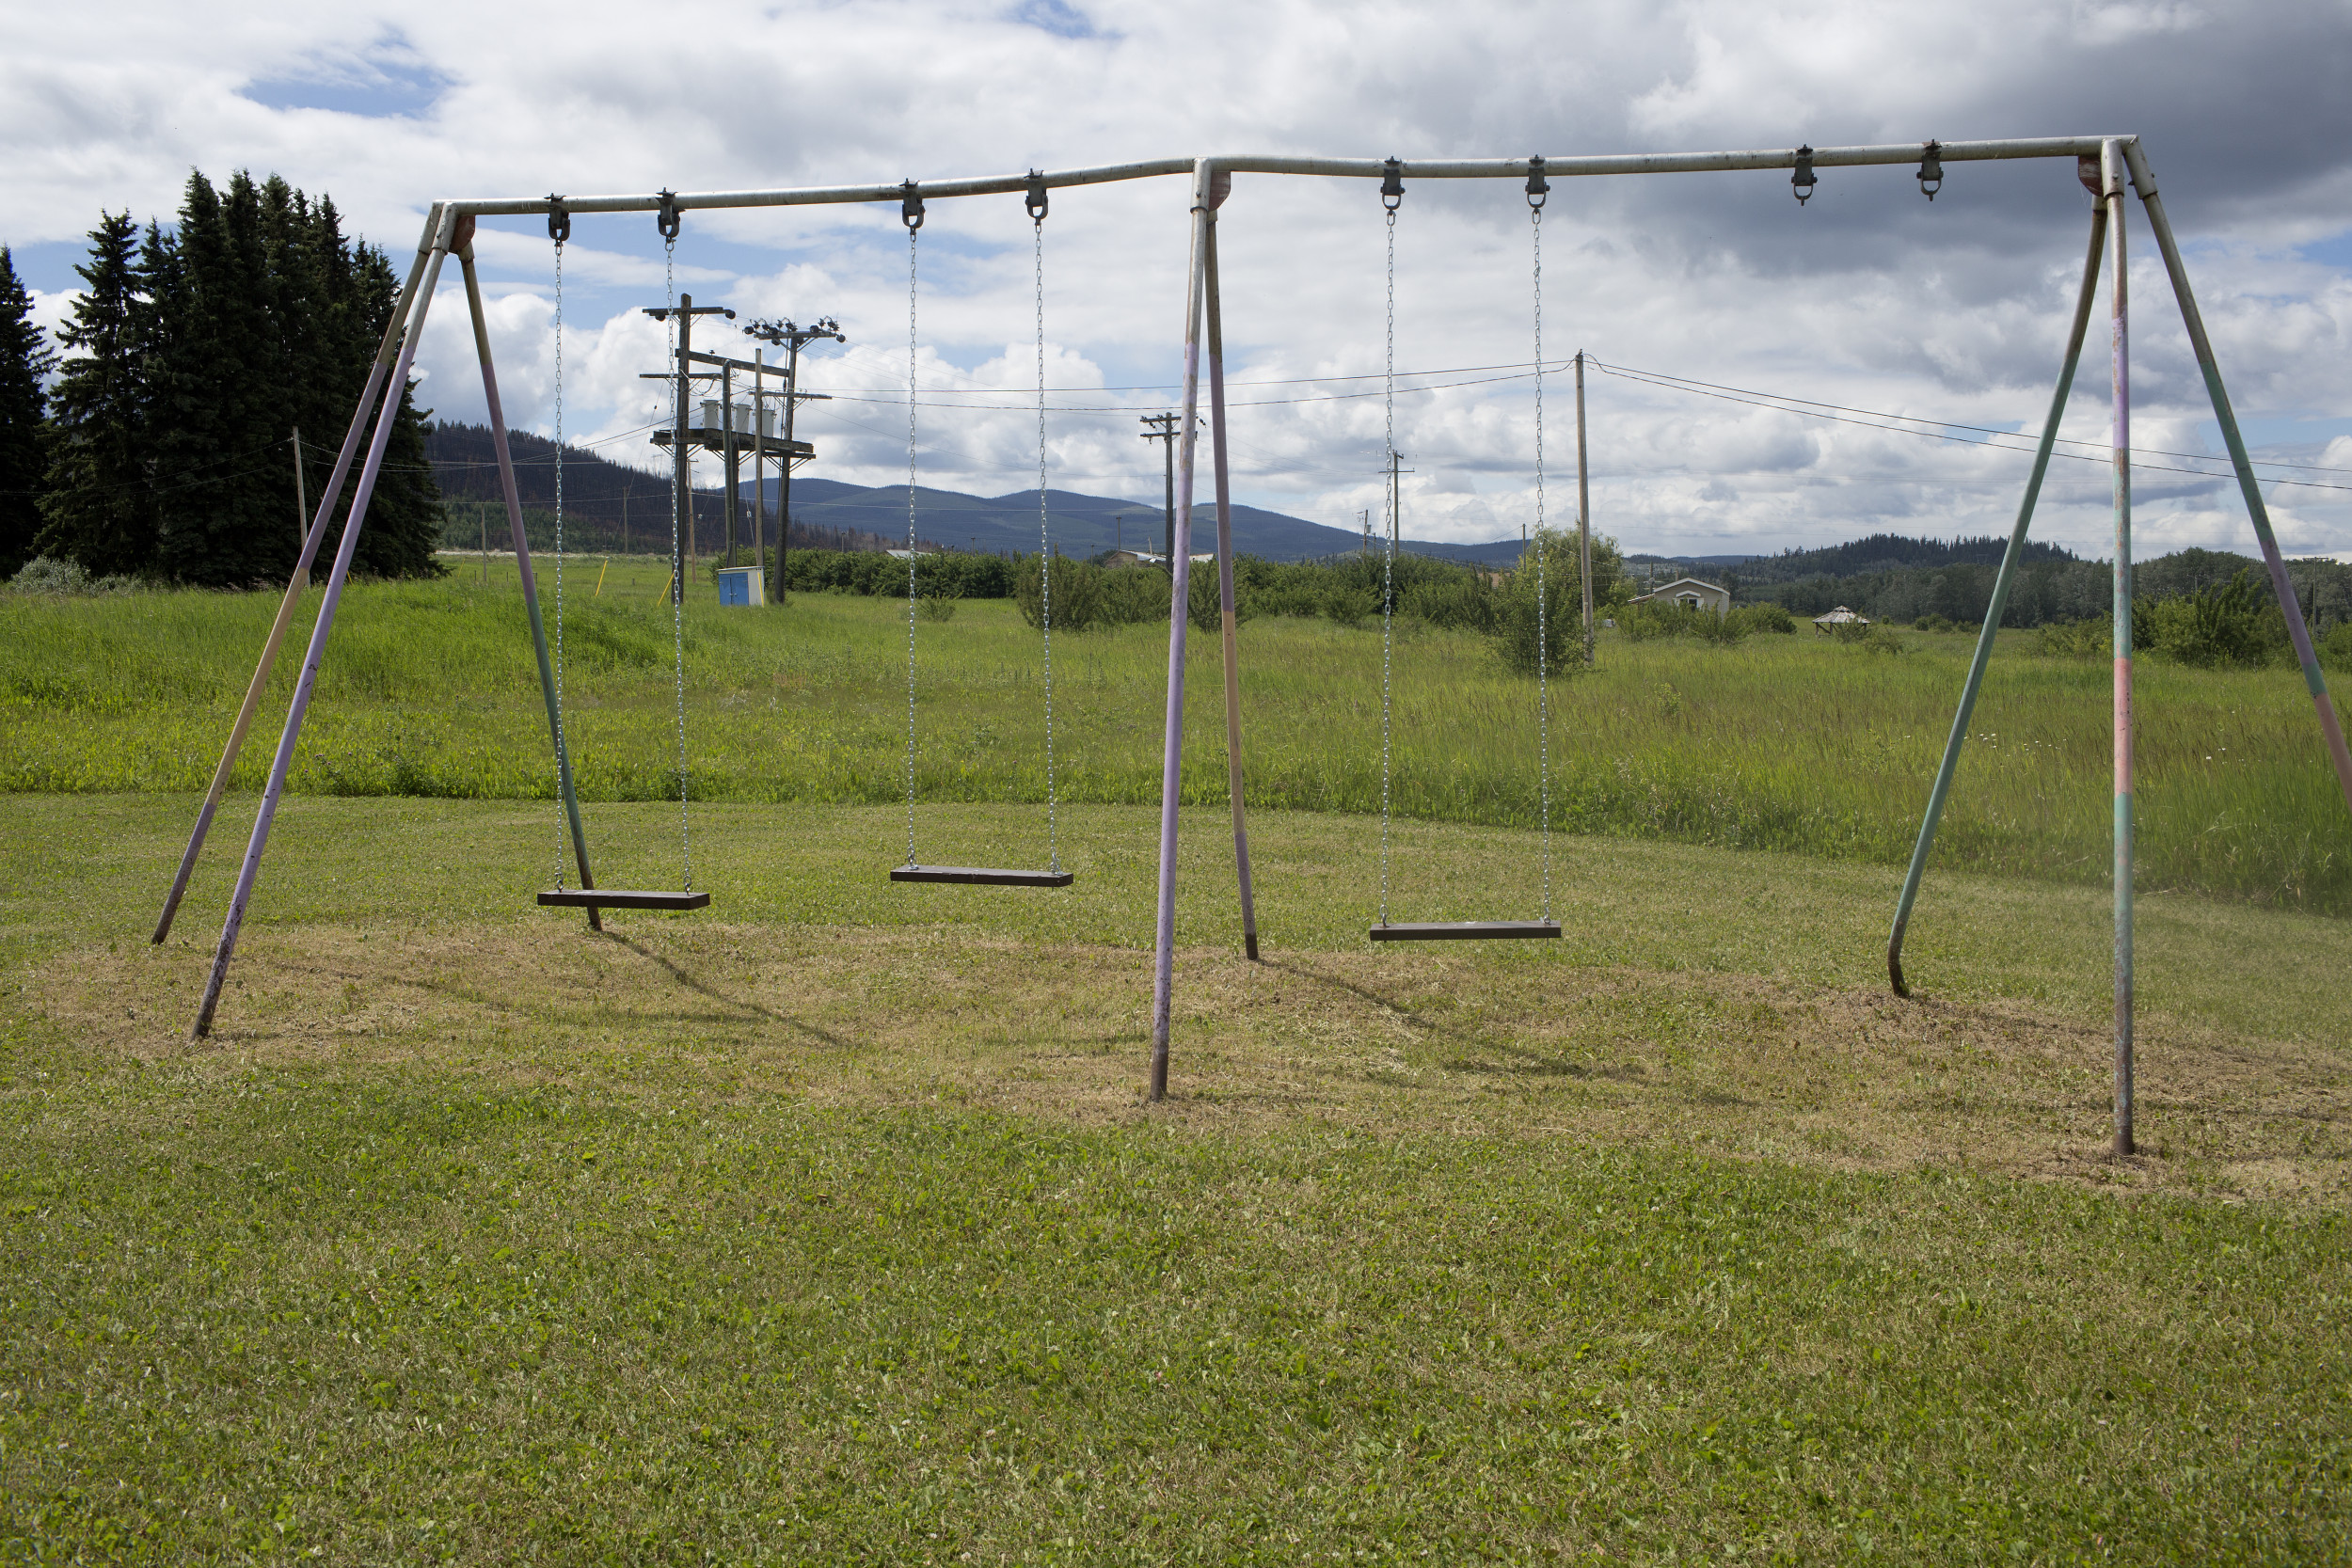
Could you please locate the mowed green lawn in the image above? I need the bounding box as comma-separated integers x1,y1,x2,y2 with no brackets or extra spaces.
1,572,2348,1560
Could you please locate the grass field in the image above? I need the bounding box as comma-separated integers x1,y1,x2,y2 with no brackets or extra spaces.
4,561,2350,911
2,789,2349,1560
3,571,2349,1560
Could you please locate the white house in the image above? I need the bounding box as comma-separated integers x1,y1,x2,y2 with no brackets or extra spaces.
1631,577,1731,616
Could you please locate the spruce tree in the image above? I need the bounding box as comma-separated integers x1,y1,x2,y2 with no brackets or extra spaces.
37,214,152,577
154,171,292,586
0,247,54,578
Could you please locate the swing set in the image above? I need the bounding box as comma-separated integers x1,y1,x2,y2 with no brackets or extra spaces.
153,138,2352,1148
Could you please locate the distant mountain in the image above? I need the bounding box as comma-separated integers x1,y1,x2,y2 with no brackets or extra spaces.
755,477,1535,566
428,420,1538,565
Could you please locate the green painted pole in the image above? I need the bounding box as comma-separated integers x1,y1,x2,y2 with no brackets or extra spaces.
2121,140,2352,816
1886,189,2109,995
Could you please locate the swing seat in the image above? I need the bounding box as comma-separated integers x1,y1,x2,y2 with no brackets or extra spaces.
538,889,711,911
891,865,1074,888
1369,920,1561,942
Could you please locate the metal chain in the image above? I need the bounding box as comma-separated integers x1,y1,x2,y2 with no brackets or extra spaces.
904,225,920,868
1036,215,1059,874
1533,203,1552,925
668,235,692,891
1378,205,1397,928
550,234,571,889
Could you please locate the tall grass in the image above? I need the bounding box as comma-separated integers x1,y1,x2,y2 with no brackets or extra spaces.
5,560,2349,911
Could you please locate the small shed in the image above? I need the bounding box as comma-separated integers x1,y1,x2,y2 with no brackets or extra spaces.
1811,606,1870,634
1632,577,1731,616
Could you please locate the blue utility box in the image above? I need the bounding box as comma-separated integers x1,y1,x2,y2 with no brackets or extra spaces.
715,566,767,607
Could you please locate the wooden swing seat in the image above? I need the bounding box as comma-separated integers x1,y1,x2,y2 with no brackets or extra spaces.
1369,920,1561,942
538,889,711,911
892,865,1075,888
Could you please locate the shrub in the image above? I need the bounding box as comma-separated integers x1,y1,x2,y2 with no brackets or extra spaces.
915,594,958,622
1185,562,1257,633
2136,570,2280,669
2040,615,2110,658
1100,563,1172,626
1014,552,1106,632
1831,619,1903,654
1493,529,1583,673
9,557,139,595
1731,602,1797,635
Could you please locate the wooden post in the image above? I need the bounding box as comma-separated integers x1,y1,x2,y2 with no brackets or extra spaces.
289,428,310,590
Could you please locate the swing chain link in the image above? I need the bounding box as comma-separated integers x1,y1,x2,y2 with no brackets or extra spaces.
1533,202,1553,925
905,224,920,867
668,235,692,892
1378,201,1397,927
1037,212,1059,874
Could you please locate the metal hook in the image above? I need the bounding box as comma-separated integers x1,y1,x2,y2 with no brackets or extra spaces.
1917,140,1944,201
1525,155,1549,211
655,190,681,241
547,196,570,246
1791,145,1817,206
1381,158,1404,213
901,180,925,231
1025,169,1047,225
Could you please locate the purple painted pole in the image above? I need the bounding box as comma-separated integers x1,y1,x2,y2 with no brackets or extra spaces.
1149,161,1215,1102
2121,139,2352,817
190,207,456,1039
457,237,600,932
1202,179,1259,963
150,241,436,945
2105,140,2135,1158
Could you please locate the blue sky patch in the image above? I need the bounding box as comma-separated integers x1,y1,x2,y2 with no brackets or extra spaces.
242,33,452,120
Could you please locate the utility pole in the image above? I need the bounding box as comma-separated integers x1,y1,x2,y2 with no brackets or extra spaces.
643,293,735,605
1576,350,1595,666
289,429,310,590
742,316,845,605
1140,412,1180,568
721,362,739,567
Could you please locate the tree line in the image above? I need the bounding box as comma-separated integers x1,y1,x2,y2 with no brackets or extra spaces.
0,170,446,587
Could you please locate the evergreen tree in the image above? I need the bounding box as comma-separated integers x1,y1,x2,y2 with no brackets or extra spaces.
0,247,54,578
342,237,445,579
154,170,292,586
37,214,152,577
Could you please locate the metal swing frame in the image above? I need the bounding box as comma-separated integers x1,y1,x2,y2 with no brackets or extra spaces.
159,138,2352,1164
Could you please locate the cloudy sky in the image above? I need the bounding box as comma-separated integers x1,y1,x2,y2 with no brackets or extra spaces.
6,0,2349,557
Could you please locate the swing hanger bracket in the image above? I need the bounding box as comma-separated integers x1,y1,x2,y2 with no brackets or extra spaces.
1917,139,1944,200
547,195,570,245
656,189,681,241
1791,145,1818,205
1380,157,1404,212
1024,169,1047,224
1525,155,1549,210
901,180,925,230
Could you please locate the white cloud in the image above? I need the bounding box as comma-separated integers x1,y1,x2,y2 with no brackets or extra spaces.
8,0,2351,556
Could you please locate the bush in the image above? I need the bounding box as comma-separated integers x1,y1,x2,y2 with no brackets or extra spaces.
1185,562,1257,633
9,557,139,595
2136,570,2280,669
1831,619,1903,654
1493,528,1585,674
1014,552,1106,632
1101,563,1172,626
2040,615,2110,658
915,594,958,622
1731,602,1796,635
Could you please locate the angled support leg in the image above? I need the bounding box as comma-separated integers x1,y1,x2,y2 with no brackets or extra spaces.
190,207,457,1039
151,237,437,943
1887,191,2109,996
2122,140,2352,816
1203,190,1259,962
458,239,600,931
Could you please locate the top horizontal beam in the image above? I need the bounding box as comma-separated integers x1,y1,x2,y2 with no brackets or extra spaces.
446,136,2131,218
